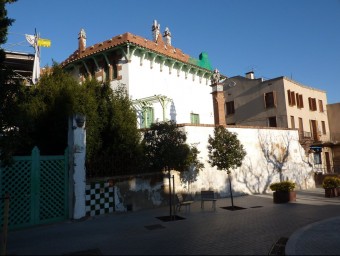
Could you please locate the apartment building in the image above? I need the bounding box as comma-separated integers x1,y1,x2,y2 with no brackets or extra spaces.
223,71,332,173
326,103,340,172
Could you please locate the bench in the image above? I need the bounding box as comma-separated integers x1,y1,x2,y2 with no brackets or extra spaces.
176,193,194,213
201,190,217,211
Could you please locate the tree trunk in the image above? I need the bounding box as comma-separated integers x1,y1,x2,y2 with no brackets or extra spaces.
228,172,234,208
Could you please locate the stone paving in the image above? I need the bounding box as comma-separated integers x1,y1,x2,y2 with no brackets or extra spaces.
6,188,340,255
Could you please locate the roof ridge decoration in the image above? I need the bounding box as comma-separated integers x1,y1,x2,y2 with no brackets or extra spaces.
61,23,213,72
152,20,161,43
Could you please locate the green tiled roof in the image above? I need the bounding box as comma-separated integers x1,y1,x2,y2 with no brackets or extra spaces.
189,52,213,71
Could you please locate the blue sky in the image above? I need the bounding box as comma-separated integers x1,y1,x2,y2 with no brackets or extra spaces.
4,0,340,104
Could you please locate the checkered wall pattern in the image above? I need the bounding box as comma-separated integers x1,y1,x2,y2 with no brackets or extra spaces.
85,182,115,217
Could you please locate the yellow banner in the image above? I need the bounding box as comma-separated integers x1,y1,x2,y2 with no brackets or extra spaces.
37,38,51,47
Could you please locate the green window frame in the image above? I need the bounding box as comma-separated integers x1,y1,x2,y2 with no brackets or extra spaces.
190,113,200,125
142,107,154,128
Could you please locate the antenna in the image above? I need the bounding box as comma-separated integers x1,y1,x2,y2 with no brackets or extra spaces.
245,65,257,73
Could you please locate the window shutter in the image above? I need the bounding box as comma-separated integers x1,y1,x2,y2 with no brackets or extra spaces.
287,90,291,105
296,93,299,107
299,94,304,108
291,91,295,106
321,121,326,134
319,100,324,112
313,98,317,111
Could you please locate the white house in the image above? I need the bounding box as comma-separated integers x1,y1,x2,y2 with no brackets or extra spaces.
61,21,222,128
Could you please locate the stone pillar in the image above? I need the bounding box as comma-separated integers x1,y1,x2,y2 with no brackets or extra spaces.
211,84,226,126
71,114,86,219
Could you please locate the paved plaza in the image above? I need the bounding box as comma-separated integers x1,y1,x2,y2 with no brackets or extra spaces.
6,188,340,255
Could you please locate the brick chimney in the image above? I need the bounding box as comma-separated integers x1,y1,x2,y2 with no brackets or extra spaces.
78,28,86,52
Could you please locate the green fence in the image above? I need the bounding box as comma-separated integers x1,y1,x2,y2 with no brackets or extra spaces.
0,147,69,230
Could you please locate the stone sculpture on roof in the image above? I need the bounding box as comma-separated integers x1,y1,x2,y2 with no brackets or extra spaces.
152,20,161,42
163,27,171,46
211,68,221,85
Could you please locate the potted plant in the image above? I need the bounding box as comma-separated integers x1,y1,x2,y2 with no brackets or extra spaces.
333,177,340,197
269,181,296,203
322,176,339,198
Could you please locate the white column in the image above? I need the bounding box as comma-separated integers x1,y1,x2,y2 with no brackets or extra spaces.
72,114,86,219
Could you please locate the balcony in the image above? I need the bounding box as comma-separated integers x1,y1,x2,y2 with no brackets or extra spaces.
299,131,312,140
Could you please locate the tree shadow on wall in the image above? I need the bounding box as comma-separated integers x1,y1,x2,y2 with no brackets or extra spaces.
236,155,276,194
257,129,292,182
180,165,199,189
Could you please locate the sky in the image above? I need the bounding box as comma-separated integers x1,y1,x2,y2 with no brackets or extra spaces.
4,0,340,104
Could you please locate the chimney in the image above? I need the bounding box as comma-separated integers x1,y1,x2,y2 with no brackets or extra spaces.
78,28,86,52
245,71,254,79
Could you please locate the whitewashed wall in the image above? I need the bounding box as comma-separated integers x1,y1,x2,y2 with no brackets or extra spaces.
174,126,315,197
110,125,315,212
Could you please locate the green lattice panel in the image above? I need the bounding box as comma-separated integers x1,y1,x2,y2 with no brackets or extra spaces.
39,157,68,224
0,159,32,229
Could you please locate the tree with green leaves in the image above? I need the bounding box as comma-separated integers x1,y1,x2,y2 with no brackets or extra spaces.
207,126,246,208
1,63,94,161
1,62,143,176
0,0,21,163
85,80,143,177
142,121,203,174
0,0,16,78
142,120,203,219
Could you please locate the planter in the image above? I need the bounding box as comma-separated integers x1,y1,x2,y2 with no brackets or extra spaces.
325,188,337,198
273,191,296,203
337,187,340,197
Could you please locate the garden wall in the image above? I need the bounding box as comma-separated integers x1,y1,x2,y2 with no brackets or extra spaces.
84,125,316,216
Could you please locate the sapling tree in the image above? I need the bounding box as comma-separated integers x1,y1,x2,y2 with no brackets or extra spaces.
142,120,203,218
142,120,202,173
207,126,246,208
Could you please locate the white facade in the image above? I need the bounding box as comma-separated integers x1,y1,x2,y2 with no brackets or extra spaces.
110,54,214,127
62,29,218,129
